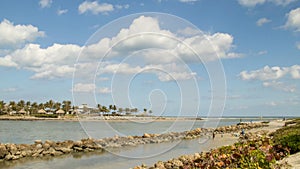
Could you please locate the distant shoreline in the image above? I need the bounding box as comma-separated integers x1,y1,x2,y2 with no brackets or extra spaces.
0,115,203,122
0,115,291,122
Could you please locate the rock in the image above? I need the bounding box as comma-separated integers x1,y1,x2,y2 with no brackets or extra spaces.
36,144,43,149
143,133,151,138
73,147,83,152
34,140,42,144
74,141,83,147
0,144,8,159
5,154,13,160
155,161,166,169
57,147,72,153
43,143,51,150
127,136,134,140
171,159,183,168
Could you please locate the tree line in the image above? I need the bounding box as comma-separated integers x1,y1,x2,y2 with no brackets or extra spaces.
0,100,151,116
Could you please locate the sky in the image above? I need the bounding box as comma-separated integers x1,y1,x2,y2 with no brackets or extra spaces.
0,0,299,117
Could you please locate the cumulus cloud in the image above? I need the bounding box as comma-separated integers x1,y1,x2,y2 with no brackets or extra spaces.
263,81,296,92
240,65,300,92
73,83,111,94
73,83,96,93
78,1,114,15
57,9,68,15
266,101,278,106
115,4,129,9
238,0,297,7
256,18,271,26
98,87,111,94
257,50,268,55
238,0,266,7
39,0,52,8
179,0,198,3
99,63,197,82
296,42,300,50
0,43,81,79
239,65,300,81
2,87,17,92
0,19,45,49
284,8,300,32
0,16,239,80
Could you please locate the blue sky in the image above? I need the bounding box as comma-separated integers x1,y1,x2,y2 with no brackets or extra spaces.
0,0,299,117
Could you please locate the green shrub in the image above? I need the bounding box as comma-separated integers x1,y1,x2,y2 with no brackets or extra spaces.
32,113,58,118
272,121,300,154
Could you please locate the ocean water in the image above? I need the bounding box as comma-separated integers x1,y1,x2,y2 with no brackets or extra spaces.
0,118,265,169
0,118,256,144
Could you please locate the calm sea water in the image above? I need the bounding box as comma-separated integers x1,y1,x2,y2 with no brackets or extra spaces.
0,118,267,169
0,118,257,144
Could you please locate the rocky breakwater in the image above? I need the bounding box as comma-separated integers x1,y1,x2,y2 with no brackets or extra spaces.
0,122,268,162
0,138,102,161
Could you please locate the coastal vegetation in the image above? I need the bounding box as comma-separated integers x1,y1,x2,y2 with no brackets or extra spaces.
0,100,150,117
134,119,300,169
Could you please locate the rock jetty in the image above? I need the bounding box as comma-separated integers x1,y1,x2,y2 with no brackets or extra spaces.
0,122,267,162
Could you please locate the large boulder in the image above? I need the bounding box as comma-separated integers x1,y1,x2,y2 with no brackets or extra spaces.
0,144,9,159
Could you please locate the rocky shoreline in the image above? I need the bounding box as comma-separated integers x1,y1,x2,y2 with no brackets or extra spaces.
0,122,267,162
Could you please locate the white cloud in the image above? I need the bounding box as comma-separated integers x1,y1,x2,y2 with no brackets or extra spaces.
266,101,277,106
263,81,296,92
247,65,300,79
271,0,298,6
2,87,17,92
0,19,45,48
0,16,239,81
115,4,129,9
98,87,111,94
57,9,68,15
284,8,300,32
39,0,52,8
0,43,81,79
239,65,298,81
78,1,114,15
179,0,198,3
238,0,297,7
238,0,266,7
177,27,201,36
73,83,96,93
257,50,268,55
256,18,271,26
290,65,300,79
98,63,197,82
296,42,300,50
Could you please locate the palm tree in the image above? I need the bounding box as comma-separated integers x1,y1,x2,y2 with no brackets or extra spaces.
54,102,61,111
25,101,31,113
38,103,44,110
0,101,5,114
97,104,102,114
125,108,130,115
9,101,17,111
17,100,25,111
101,106,108,115
62,100,71,113
31,102,38,114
